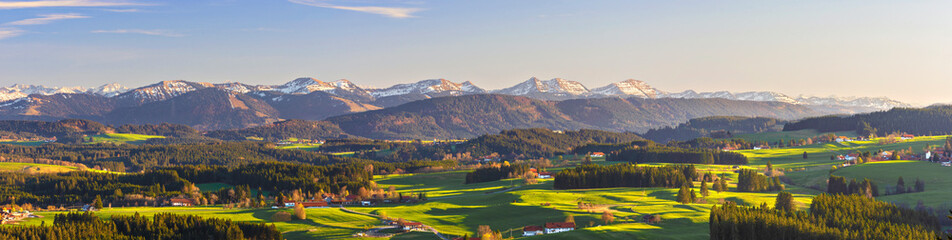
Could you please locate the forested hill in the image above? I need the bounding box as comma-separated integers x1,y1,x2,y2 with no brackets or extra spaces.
327,94,822,139
453,128,645,158
783,105,952,136
643,116,786,142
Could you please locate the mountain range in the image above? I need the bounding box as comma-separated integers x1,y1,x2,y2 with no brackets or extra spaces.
0,77,912,134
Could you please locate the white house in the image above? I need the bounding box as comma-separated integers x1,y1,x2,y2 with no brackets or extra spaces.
545,222,575,234
523,226,544,236
538,172,552,179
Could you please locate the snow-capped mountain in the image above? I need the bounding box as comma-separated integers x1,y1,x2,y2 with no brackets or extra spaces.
87,83,129,97
115,80,213,105
795,96,912,110
658,90,910,110
369,79,485,98
261,77,364,95
0,83,127,102
492,77,589,99
590,79,663,98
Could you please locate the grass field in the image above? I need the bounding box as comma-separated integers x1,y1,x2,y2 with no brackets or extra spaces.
88,133,165,144
275,143,322,151
732,129,857,143
0,162,77,173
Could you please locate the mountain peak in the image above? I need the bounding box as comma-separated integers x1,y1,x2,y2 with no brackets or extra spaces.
591,79,661,98
369,78,485,99
494,77,589,96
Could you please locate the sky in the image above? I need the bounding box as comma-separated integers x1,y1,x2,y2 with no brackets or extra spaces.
0,0,949,105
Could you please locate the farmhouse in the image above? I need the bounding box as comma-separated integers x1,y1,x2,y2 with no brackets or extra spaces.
538,172,552,179
545,222,575,234
169,197,195,207
835,136,852,143
590,152,605,158
523,225,544,236
901,134,915,140
400,221,425,231
299,201,328,208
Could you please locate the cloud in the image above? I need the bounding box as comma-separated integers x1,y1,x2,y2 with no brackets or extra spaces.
0,28,23,39
288,0,423,18
5,13,88,25
91,29,184,37
103,8,138,12
0,0,146,9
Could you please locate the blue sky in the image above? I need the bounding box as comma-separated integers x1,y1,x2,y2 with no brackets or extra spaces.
0,0,950,104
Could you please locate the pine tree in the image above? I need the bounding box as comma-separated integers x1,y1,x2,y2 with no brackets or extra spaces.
713,179,724,193
676,184,691,204
93,195,103,210
803,151,808,159
774,191,794,212
897,176,906,194
700,179,710,197
720,177,729,192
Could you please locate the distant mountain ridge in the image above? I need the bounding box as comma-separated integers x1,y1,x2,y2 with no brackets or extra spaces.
0,77,912,131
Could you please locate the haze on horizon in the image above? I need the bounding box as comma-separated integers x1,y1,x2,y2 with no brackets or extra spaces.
0,0,949,105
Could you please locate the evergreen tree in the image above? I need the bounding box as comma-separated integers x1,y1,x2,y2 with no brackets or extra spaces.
897,176,906,194
713,178,724,193
803,151,808,159
676,184,691,204
700,179,710,197
774,191,794,212
93,195,103,210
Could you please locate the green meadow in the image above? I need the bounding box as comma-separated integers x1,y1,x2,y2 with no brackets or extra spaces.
0,162,76,173
87,133,165,144
14,132,952,239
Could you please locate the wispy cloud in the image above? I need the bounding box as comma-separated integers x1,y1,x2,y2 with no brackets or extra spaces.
103,8,138,12
0,28,23,39
92,29,184,37
0,0,147,9
5,13,88,25
288,0,423,19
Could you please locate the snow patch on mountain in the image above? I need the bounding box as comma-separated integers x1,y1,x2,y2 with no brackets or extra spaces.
370,79,485,98
590,79,662,98
493,77,590,96
0,83,129,102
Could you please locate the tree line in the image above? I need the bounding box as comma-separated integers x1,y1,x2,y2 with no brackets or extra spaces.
553,163,696,190
607,146,748,165
0,211,280,240
736,169,783,192
783,105,952,137
464,162,530,184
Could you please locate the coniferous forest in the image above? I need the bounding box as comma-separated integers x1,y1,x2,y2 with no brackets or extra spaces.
710,194,939,240
0,212,280,240
553,164,696,189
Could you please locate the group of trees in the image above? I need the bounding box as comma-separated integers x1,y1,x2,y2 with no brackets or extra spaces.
0,170,191,206
643,116,785,142
783,105,952,137
710,194,940,240
166,161,375,196
553,164,695,189
885,176,926,195
456,128,645,159
607,146,748,165
0,212,280,240
827,175,880,197
464,162,530,184
736,169,783,192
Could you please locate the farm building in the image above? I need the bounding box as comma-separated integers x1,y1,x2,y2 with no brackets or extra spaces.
523,225,544,236
590,152,605,157
401,222,425,231
169,197,195,207
299,201,328,208
538,172,552,179
545,222,575,234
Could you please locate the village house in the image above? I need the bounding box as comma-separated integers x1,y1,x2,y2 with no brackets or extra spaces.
169,197,195,207
590,152,605,158
401,221,426,231
545,222,576,234
538,172,552,179
299,200,328,208
901,134,915,140
523,225,544,236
